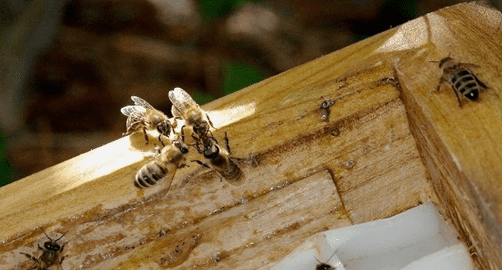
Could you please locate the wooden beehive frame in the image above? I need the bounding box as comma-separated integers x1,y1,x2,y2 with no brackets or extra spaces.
1,2,501,269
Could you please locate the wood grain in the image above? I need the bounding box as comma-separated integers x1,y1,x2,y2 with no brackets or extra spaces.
2,2,501,269
394,3,502,269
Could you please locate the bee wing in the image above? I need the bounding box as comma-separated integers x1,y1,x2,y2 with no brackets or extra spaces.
171,105,183,118
121,105,147,117
475,76,489,89
168,87,198,113
121,106,147,133
225,158,244,186
459,63,480,69
160,166,177,189
222,158,244,186
131,96,155,110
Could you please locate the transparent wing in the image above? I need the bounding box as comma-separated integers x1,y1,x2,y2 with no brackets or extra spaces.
121,105,147,117
171,105,183,118
131,96,155,110
121,106,147,133
222,158,244,186
168,87,198,113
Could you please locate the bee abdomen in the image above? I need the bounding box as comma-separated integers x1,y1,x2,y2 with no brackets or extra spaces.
135,162,167,188
452,70,479,100
219,159,243,185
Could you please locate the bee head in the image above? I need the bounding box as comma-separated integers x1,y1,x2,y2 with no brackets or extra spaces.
316,263,333,270
41,230,66,251
156,120,172,136
193,122,209,136
320,100,334,109
174,141,189,154
438,57,454,69
44,241,61,251
203,141,219,159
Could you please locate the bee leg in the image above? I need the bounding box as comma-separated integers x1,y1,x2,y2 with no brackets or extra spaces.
21,252,38,262
206,114,214,128
475,76,489,90
57,254,67,270
190,135,203,153
20,252,39,269
191,159,210,168
208,130,217,144
233,154,259,167
158,135,166,147
436,76,448,92
143,127,149,144
181,125,186,142
451,88,463,107
196,138,205,154
224,132,231,154
171,116,182,129
178,162,189,169
191,133,201,146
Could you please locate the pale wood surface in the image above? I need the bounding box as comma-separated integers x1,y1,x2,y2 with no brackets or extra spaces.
1,2,501,269
393,3,502,269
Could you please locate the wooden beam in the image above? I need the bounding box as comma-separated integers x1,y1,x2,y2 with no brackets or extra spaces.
394,3,502,269
0,2,500,269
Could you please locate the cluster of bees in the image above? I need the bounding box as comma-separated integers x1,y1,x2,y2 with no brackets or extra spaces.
18,56,487,270
19,88,243,270
121,87,243,189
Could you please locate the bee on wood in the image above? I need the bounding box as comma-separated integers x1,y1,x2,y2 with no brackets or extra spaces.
121,96,176,144
192,132,243,186
134,140,189,188
315,249,339,270
435,56,488,106
168,87,214,139
20,230,66,270
319,99,334,122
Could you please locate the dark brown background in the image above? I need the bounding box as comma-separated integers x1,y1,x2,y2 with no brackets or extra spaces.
0,0,474,184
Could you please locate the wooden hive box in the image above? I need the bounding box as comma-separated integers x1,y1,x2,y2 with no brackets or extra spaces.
1,2,501,269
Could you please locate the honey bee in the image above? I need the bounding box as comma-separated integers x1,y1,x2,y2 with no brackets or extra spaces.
435,56,488,106
168,87,214,139
319,99,334,122
121,96,176,144
20,230,66,270
134,140,189,188
192,132,243,186
315,249,339,270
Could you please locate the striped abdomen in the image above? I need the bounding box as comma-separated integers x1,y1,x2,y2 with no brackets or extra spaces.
135,161,169,188
207,147,243,186
451,69,479,100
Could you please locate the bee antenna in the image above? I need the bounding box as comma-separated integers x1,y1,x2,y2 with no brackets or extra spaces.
42,229,52,241
325,249,338,264
316,249,338,266
54,231,67,242
314,256,322,264
42,229,67,242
